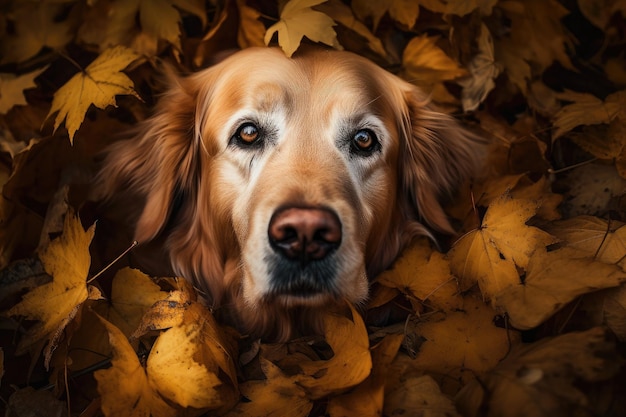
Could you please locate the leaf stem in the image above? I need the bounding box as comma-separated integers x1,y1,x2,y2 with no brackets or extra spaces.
87,241,138,284
548,157,597,175
593,218,612,259
58,51,85,74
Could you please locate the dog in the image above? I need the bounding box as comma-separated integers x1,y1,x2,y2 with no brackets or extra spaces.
96,47,480,341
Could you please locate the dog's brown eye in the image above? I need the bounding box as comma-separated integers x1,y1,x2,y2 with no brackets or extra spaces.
237,123,260,143
352,129,378,153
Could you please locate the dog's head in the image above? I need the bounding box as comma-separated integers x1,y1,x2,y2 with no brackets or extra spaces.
98,47,480,340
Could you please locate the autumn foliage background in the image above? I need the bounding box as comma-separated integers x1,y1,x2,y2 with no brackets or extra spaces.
1,0,626,416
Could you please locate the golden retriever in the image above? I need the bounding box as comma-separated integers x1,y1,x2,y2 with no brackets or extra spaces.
97,47,480,341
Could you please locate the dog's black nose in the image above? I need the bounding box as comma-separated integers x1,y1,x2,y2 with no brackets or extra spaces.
268,207,341,265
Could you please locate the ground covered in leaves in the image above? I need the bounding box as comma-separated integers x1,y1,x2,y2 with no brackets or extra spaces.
1,0,626,416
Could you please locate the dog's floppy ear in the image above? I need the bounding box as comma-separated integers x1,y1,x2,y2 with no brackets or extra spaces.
399,88,482,234
96,70,201,244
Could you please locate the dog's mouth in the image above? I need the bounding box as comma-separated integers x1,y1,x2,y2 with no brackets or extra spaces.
265,255,340,300
263,283,340,307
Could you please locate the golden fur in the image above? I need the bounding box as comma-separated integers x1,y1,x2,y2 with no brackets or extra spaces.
96,47,480,341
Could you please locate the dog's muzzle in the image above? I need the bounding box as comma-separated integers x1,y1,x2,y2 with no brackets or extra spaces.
267,206,342,296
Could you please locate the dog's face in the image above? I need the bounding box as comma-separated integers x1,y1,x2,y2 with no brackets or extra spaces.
98,47,479,340
205,49,403,308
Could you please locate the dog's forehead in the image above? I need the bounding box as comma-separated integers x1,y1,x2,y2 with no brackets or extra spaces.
211,48,392,113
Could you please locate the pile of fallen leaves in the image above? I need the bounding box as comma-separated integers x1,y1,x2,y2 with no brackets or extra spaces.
1,0,626,416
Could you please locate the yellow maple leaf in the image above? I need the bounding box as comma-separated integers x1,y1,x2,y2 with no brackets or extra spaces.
401,35,467,87
94,316,177,417
496,248,626,330
294,304,372,399
147,323,223,409
46,46,140,143
133,284,239,405
352,0,420,30
376,238,462,311
140,1,186,50
509,176,563,222
327,334,403,417
456,327,619,417
0,67,47,114
110,268,170,337
459,23,501,112
448,193,559,300
6,211,97,356
97,302,233,416
405,296,518,388
264,0,341,57
552,90,625,139
225,359,312,417
140,0,207,50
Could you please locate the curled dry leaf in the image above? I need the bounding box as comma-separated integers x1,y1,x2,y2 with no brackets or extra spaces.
455,327,622,417
459,23,501,112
